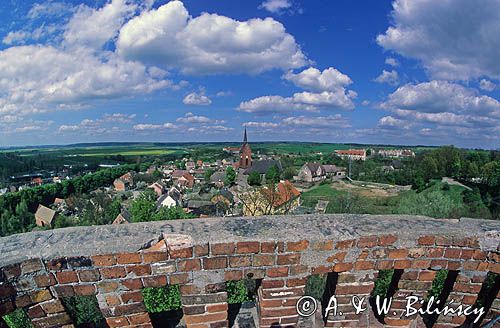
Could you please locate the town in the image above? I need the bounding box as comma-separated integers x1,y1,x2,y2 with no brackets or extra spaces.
0,128,497,238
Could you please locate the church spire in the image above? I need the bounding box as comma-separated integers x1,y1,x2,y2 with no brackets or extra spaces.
243,127,248,144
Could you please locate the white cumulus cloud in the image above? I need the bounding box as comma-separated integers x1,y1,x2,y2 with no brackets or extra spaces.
374,70,399,86
183,92,212,106
259,0,292,13
117,0,307,74
479,79,496,92
377,0,500,80
283,67,352,92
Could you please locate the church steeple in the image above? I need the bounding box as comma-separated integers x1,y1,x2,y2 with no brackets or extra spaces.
239,127,252,169
243,127,248,144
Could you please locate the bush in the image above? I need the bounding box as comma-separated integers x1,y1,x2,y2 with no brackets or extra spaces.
3,309,33,328
226,280,252,304
371,269,394,298
426,269,448,301
142,285,182,313
62,295,106,327
305,274,327,300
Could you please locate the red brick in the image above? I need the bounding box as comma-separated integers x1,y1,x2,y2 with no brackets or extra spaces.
92,254,116,266
56,271,78,284
122,278,143,291
177,259,201,271
169,247,193,259
211,243,235,255
411,260,431,269
375,260,394,270
142,275,167,288
378,235,397,246
260,242,276,253
286,240,309,252
34,273,57,287
444,248,461,259
333,263,353,272
394,260,411,269
106,316,129,328
74,284,96,296
253,254,275,267
428,247,445,258
354,261,374,270
142,252,168,263
335,239,355,249
194,244,209,257
100,267,126,279
224,270,243,281
203,257,227,270
418,271,436,281
207,303,228,313
128,313,151,325
388,249,409,259
311,240,334,251
418,236,435,246
78,269,101,282
266,267,289,278
170,273,190,285
236,242,260,254
312,266,330,275
287,277,307,287
261,280,285,288
289,264,309,275
121,291,143,304
126,264,151,276
106,295,121,306
326,252,347,263
357,236,378,248
229,256,252,268
116,253,142,264
277,254,301,265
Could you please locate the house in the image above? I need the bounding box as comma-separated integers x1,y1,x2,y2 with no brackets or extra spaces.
146,166,158,174
335,149,367,161
196,160,203,168
177,172,195,189
186,200,216,216
112,209,131,225
149,182,166,197
113,172,135,191
186,161,196,171
210,171,227,188
32,177,43,186
298,163,326,182
322,165,346,178
172,169,189,179
35,205,57,228
211,189,234,216
242,180,301,216
243,159,283,176
157,187,182,208
377,149,415,158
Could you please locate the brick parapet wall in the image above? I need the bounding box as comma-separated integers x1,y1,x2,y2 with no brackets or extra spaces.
1,214,499,327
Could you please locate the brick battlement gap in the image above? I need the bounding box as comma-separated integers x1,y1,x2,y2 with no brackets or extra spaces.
1,214,499,328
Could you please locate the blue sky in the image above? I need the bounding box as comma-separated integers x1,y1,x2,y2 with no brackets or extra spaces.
0,0,499,149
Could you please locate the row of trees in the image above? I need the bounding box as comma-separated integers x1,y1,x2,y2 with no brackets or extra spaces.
0,164,140,237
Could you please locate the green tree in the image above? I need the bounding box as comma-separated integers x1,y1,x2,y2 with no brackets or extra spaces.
283,167,296,181
265,165,280,184
153,206,193,221
130,190,157,223
204,168,215,182
142,285,182,313
225,167,236,186
247,172,261,186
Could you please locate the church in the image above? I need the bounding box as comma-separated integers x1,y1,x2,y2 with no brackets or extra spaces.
239,128,252,169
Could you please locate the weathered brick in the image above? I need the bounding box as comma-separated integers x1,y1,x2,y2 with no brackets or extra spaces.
121,291,143,304
169,247,193,259
142,252,168,263
20,259,43,274
67,256,92,268
229,256,252,268
56,271,79,284
333,263,353,272
170,273,190,285
357,236,378,248
388,249,409,259
74,284,96,296
418,236,435,246
46,258,68,271
236,242,260,254
203,257,227,270
335,239,355,249
310,240,334,251
92,254,116,267
378,235,397,246
34,273,57,287
286,240,309,252
121,278,143,291
127,312,151,325
177,259,202,271
100,267,126,279
106,316,129,328
78,269,101,282
224,270,243,281
266,266,289,278
260,242,276,253
194,244,209,257
211,243,235,256
142,275,167,288
52,285,75,297
277,254,301,265
252,254,275,267
30,289,52,303
39,299,65,314
116,253,142,264
354,261,374,270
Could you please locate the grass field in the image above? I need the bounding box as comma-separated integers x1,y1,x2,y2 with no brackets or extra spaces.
300,180,489,219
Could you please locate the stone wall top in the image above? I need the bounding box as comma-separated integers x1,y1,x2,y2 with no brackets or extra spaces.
0,214,499,266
